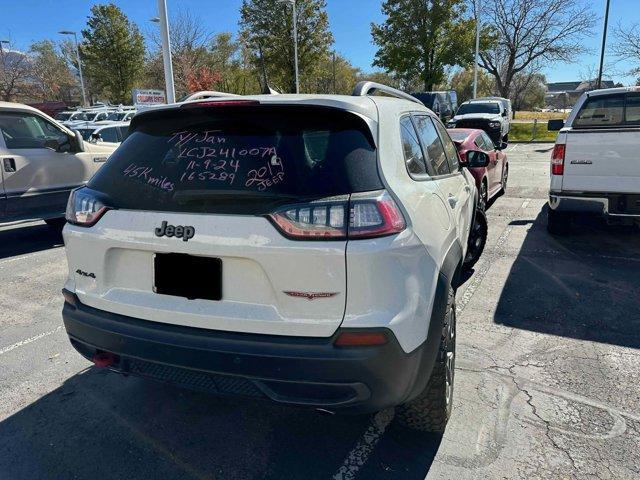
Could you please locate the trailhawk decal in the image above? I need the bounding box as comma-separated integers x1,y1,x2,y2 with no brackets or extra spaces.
283,291,339,301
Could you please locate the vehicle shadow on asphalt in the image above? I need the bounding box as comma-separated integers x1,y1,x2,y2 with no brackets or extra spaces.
0,367,442,480
494,205,640,349
0,222,63,260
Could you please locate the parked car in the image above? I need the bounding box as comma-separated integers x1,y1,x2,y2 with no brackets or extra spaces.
547,86,640,234
477,96,512,120
55,110,90,128
83,110,110,122
448,128,509,211
100,110,136,123
74,122,129,147
61,82,490,433
447,99,511,144
0,102,118,227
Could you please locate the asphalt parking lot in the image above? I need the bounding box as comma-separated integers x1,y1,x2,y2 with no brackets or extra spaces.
1,142,639,480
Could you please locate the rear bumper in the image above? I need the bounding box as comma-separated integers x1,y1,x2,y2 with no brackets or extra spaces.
62,291,437,414
549,191,640,217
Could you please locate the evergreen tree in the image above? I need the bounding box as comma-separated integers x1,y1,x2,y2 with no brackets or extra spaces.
81,3,145,103
371,0,477,91
240,0,333,93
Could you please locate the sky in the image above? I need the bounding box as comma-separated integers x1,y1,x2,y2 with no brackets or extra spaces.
2,0,639,86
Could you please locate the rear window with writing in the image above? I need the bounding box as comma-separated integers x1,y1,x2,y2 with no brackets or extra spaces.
88,106,380,215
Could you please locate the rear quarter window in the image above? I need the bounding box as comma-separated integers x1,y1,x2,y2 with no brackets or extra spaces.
574,95,624,127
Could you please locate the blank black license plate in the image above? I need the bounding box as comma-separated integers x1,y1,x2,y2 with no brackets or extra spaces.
154,253,222,300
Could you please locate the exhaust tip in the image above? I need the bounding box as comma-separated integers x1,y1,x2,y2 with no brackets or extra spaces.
92,351,118,368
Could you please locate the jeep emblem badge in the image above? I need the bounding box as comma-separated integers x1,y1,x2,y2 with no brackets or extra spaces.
154,221,195,242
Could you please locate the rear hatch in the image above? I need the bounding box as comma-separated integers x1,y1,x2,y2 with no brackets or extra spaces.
563,92,640,193
65,102,381,337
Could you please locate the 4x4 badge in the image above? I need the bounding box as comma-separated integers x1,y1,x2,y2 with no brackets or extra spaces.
283,291,339,301
154,221,195,242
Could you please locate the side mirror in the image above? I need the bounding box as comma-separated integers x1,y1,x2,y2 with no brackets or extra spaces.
547,119,565,131
498,141,508,150
73,130,85,152
466,150,490,168
91,132,102,143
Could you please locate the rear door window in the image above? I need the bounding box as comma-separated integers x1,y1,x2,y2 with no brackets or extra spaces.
99,127,120,143
413,115,450,176
88,105,380,215
400,117,428,176
624,94,640,124
574,95,624,127
432,119,460,171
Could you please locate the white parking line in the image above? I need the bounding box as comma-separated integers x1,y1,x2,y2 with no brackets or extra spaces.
0,326,63,356
331,408,395,480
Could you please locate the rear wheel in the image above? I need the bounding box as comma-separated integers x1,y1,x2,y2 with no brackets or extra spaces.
44,218,66,230
464,208,487,268
396,286,455,433
547,208,570,235
500,165,508,194
478,180,488,212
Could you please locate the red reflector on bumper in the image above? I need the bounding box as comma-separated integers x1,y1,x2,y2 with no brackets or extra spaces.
92,352,119,368
334,331,388,347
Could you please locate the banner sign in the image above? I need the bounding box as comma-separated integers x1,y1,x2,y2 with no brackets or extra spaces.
132,89,166,106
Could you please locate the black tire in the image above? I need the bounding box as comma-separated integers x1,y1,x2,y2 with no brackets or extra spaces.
500,165,508,194
478,180,488,212
464,208,487,268
396,286,456,433
44,218,66,230
547,208,570,235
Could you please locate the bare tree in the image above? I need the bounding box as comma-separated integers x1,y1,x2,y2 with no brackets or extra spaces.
612,21,640,78
0,40,32,101
148,8,212,97
479,0,595,98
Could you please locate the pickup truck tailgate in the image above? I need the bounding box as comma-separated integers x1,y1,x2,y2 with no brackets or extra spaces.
563,129,640,193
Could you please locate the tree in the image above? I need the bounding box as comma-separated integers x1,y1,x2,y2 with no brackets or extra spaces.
186,66,222,92
450,67,493,103
240,0,333,93
311,52,360,94
148,8,213,98
371,0,477,91
510,72,546,111
613,21,640,78
81,3,145,103
28,40,76,102
0,40,32,101
479,0,595,98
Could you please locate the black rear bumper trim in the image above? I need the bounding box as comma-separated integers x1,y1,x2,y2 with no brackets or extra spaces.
61,292,440,413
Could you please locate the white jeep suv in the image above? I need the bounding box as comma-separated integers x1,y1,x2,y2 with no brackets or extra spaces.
61,83,483,432
548,87,640,234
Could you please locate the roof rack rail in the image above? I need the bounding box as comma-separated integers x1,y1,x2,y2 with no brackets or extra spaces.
352,81,424,106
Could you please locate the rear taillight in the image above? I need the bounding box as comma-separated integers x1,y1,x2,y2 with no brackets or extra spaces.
551,144,565,175
65,188,110,227
268,190,406,240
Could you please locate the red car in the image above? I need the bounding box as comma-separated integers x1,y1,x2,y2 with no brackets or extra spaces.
448,128,508,210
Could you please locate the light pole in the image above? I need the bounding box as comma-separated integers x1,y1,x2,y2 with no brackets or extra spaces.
473,0,480,99
597,0,611,89
59,31,87,106
152,0,176,103
279,0,299,93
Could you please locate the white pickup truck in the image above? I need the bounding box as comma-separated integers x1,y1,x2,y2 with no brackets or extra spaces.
547,87,640,234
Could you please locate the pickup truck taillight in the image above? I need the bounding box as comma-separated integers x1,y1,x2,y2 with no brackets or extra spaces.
551,144,565,175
